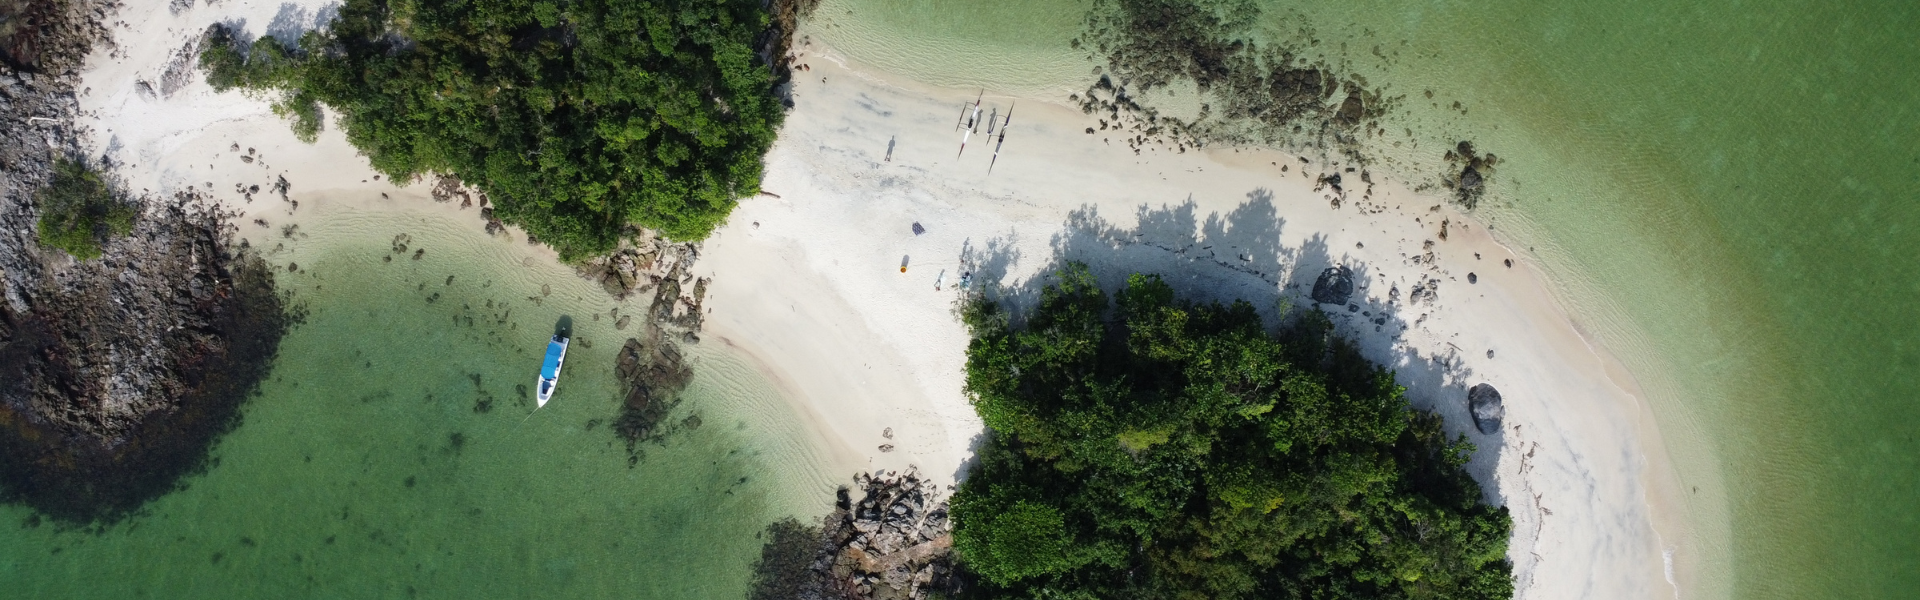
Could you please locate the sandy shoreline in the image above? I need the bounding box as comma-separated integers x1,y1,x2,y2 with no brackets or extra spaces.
69,5,1693,598
695,41,1693,599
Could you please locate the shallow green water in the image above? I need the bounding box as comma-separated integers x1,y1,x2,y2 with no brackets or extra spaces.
0,200,838,598
814,0,1920,597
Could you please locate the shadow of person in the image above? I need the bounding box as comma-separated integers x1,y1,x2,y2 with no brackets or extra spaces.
554,315,573,340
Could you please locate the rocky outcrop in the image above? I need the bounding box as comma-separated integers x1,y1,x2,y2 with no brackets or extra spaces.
749,468,964,600
575,232,708,332
0,0,290,523
0,0,112,72
0,194,292,522
1443,141,1500,208
592,228,712,464
1468,383,1504,435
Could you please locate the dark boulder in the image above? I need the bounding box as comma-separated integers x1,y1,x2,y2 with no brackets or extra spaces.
1467,383,1504,435
1459,164,1484,192
1310,266,1354,305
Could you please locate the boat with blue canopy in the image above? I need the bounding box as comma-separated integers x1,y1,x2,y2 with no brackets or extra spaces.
536,334,568,407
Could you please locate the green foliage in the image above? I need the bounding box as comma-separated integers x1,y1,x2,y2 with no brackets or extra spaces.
952,264,1514,599
197,0,786,258
35,160,136,260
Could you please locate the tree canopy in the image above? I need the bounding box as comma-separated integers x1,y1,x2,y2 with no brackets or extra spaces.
35,159,136,260
200,0,786,258
952,265,1513,599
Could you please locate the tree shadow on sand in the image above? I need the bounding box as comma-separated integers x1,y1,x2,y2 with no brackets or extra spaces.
957,188,1508,507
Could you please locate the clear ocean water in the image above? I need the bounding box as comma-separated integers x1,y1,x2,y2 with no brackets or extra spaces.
811,0,1919,597
6,2,1915,597
0,199,841,598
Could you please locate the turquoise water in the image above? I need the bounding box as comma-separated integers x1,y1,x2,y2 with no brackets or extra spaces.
812,1,1920,598
0,199,839,598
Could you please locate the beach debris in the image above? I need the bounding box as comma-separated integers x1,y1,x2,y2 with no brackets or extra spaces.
1468,272,1478,284
878,444,894,453
900,255,909,273
911,222,925,235
934,269,945,290
1505,258,1514,268
883,427,893,439
1468,383,1505,434
1409,278,1440,306
1311,266,1355,305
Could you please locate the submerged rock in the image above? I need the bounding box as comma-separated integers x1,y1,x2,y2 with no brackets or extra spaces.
1468,383,1505,435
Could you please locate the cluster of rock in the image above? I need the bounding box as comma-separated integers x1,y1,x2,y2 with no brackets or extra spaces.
1442,141,1500,208
0,0,112,73
588,230,710,462
578,231,708,332
0,0,290,523
0,193,291,522
608,321,695,465
750,468,963,600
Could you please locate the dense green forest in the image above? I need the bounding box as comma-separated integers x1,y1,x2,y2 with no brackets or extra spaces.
36,159,136,260
952,266,1513,599
199,0,787,258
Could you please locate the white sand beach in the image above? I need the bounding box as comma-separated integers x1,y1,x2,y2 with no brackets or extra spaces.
71,6,1692,598
695,43,1693,600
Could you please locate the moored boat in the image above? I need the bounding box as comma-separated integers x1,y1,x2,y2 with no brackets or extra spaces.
536,334,568,407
